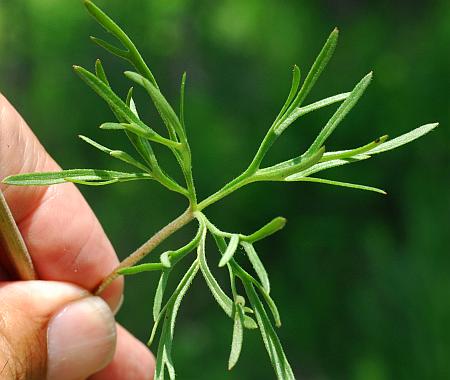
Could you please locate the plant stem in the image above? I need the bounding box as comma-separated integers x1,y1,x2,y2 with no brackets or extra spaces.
0,191,36,280
95,207,194,295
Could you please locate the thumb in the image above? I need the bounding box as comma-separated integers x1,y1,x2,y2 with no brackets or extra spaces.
0,281,116,380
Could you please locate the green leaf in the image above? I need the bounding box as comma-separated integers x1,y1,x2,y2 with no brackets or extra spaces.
210,233,259,330
242,217,286,244
274,65,301,124
95,59,109,85
118,263,165,275
198,228,233,316
243,280,295,380
367,123,439,155
255,146,325,181
3,169,152,186
74,66,178,149
199,226,258,330
254,282,282,327
149,259,199,347
241,242,270,294
100,123,179,150
228,301,245,370
290,156,370,178
305,72,373,156
322,135,388,161
154,270,170,321
84,0,158,86
283,28,339,117
74,65,140,124
79,135,150,172
125,71,183,141
151,224,203,322
155,261,200,380
274,92,350,136
90,36,128,58
291,176,386,194
219,234,239,267
180,72,187,131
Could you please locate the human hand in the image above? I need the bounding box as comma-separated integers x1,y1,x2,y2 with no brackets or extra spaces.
0,94,154,379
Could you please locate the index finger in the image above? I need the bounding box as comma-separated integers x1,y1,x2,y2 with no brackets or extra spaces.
0,94,123,309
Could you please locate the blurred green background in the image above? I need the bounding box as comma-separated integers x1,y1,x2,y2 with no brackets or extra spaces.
1,0,449,379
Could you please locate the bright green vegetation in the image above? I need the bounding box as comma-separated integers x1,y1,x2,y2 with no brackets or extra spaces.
2,1,439,379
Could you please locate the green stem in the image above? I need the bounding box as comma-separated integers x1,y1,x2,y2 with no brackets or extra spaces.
246,130,278,173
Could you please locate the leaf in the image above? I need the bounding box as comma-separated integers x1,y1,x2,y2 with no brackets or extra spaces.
74,66,177,148
155,262,200,380
228,302,245,370
84,0,158,86
100,122,179,149
0,191,36,280
90,36,128,59
152,224,203,322
126,88,141,119
284,28,339,116
95,59,109,85
274,92,350,136
154,270,170,321
305,72,373,156
154,261,199,380
367,123,439,155
149,259,199,346
274,65,301,124
243,280,295,380
2,169,152,186
219,234,239,267
125,71,183,141
79,135,150,172
289,156,370,178
210,232,259,330
254,282,282,327
180,72,187,131
241,242,270,294
74,65,140,124
198,229,233,316
118,263,165,275
66,178,119,186
255,147,325,181
242,217,286,244
290,177,386,194
321,135,388,161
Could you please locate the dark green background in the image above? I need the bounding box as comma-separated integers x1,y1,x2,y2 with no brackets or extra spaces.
1,1,449,379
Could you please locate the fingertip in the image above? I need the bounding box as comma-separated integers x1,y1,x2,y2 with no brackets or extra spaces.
90,324,155,380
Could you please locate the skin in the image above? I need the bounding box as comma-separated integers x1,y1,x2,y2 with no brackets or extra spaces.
0,93,155,379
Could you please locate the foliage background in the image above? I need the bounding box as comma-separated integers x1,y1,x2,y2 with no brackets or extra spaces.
1,0,449,379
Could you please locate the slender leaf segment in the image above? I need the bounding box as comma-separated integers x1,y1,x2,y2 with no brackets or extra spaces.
1,1,438,379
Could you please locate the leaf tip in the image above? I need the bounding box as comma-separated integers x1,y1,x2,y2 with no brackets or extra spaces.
1,176,11,184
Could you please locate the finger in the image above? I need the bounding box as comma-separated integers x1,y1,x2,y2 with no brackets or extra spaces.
0,281,116,380
0,94,123,309
90,324,155,380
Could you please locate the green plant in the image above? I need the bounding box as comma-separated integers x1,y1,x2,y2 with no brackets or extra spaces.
2,1,438,379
